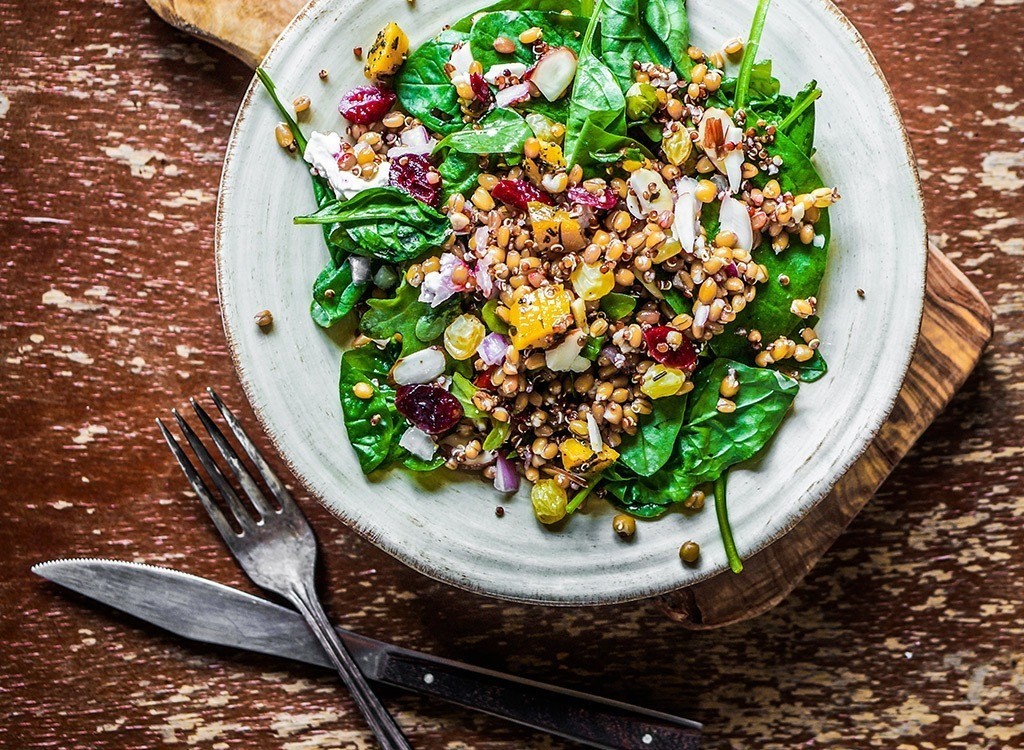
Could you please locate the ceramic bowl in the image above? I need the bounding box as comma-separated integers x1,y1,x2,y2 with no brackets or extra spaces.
216,0,926,604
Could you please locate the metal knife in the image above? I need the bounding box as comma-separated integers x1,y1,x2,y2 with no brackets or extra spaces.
33,559,701,749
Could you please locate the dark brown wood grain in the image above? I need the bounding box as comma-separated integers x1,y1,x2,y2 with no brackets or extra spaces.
2,0,1022,748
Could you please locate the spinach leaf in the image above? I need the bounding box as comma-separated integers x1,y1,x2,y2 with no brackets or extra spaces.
712,130,829,358
616,395,687,476
564,1,629,167
566,478,601,514
361,280,460,356
483,419,512,451
339,340,404,474
439,150,482,202
402,453,446,472
607,359,798,516
470,11,588,70
724,59,780,104
581,335,606,360
310,259,368,328
452,372,488,419
773,347,827,382
778,81,821,156
414,301,461,344
598,0,662,90
522,97,572,125
295,187,452,263
641,0,691,76
258,67,365,324
733,0,773,111
599,292,637,320
395,30,468,136
663,287,688,316
570,113,653,173
451,0,586,32
339,340,444,474
714,471,744,573
434,108,534,156
481,299,510,333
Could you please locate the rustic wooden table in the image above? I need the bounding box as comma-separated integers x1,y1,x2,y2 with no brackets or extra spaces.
2,0,1022,748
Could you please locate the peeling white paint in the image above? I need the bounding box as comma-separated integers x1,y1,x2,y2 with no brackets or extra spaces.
102,143,170,179
72,424,108,445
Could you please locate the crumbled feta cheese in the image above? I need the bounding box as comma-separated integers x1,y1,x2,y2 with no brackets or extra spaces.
448,42,475,88
483,62,528,85
304,131,390,199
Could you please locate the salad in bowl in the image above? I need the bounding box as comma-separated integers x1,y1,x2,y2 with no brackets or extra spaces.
258,0,839,570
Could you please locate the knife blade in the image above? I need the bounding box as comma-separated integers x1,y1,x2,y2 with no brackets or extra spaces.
33,559,701,750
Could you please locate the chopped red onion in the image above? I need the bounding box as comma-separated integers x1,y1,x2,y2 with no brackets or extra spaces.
493,452,520,493
475,252,495,298
477,332,510,366
567,185,617,210
418,252,471,307
386,126,435,158
600,345,627,369
495,82,532,109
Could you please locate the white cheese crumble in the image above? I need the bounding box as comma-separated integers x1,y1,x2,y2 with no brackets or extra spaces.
303,131,390,199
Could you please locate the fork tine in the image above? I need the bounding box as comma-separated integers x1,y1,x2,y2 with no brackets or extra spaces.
157,418,239,541
206,388,295,512
189,397,276,517
172,409,258,530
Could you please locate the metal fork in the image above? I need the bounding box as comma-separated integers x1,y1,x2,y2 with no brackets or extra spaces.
157,389,411,750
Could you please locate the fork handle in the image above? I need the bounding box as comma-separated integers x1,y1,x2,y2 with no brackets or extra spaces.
291,591,413,750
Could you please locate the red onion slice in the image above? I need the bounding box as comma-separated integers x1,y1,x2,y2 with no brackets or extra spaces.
494,82,532,109
493,452,520,493
477,332,510,366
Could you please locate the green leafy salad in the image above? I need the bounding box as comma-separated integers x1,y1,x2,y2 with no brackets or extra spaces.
259,0,839,569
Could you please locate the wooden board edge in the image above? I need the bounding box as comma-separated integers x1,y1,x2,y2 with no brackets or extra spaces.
144,0,305,69
659,246,993,629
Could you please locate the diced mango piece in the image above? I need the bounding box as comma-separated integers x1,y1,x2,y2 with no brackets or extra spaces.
364,23,409,81
560,439,619,473
560,439,592,471
590,444,619,472
508,283,572,350
528,202,586,252
538,140,566,168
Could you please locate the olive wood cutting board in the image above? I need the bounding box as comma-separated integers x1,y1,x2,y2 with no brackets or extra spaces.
146,0,994,628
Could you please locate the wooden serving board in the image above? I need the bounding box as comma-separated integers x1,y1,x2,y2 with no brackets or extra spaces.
146,0,994,627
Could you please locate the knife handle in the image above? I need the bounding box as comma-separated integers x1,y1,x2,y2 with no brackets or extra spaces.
373,648,701,750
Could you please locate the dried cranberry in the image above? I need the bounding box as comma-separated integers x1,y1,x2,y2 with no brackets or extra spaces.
474,367,497,389
469,73,495,105
724,262,739,278
338,86,397,124
567,185,618,211
395,384,464,435
643,326,698,373
389,153,441,208
491,179,552,210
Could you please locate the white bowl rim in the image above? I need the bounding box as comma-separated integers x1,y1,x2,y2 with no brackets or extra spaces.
215,0,927,605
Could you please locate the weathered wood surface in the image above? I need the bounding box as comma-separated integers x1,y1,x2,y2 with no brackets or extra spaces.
1,0,1022,748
